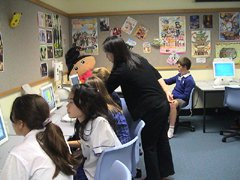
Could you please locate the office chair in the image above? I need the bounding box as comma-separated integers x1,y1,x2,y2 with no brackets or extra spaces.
94,136,138,180
106,160,132,180
175,88,195,133
220,86,240,142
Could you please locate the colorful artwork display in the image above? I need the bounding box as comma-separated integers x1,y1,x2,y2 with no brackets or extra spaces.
191,30,211,58
134,25,148,40
121,16,137,35
72,18,98,55
53,14,63,58
203,15,213,28
219,12,240,41
159,16,186,54
190,15,200,30
99,17,110,31
215,42,240,64
38,12,63,60
143,42,151,53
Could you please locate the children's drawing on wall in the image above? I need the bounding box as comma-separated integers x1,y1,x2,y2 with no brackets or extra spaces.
38,11,45,28
40,62,48,77
191,30,211,58
196,57,206,64
121,16,137,35
134,25,148,40
100,17,110,31
110,27,122,37
72,18,98,55
143,42,151,53
126,39,136,49
190,15,200,30
0,32,4,72
203,15,213,28
45,13,53,28
215,42,240,64
53,14,63,58
47,46,54,59
39,28,46,44
46,29,53,44
219,12,240,41
159,16,186,54
167,51,179,65
40,45,47,60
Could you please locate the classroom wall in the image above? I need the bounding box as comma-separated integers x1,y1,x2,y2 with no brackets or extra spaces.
0,0,239,132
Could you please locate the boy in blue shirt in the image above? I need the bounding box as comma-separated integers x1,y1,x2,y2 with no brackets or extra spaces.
165,57,195,138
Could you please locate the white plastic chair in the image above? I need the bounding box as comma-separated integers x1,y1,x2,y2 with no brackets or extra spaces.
106,160,132,180
94,136,138,180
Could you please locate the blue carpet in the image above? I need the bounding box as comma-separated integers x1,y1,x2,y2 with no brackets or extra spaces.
135,114,240,180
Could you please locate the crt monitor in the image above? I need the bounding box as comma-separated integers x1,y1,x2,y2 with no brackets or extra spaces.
40,83,57,113
0,108,8,146
213,61,235,80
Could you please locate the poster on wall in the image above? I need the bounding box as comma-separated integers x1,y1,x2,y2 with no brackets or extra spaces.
159,16,186,54
219,12,240,41
72,18,98,55
191,30,211,58
203,15,213,28
53,14,63,58
38,12,45,28
99,17,110,31
215,42,240,64
0,32,4,72
134,25,149,40
121,16,137,35
190,15,200,30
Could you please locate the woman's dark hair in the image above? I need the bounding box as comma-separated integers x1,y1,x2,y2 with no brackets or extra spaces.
71,84,114,140
102,36,141,70
10,94,79,178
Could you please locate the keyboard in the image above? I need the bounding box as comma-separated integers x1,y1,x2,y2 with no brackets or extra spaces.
61,114,75,122
212,85,225,89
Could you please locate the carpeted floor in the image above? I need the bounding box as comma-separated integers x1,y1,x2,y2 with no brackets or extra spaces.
135,114,240,180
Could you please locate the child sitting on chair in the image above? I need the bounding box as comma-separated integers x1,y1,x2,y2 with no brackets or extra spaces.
164,57,195,139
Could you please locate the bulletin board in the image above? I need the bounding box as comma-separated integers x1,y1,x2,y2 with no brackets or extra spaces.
0,0,70,95
70,9,240,70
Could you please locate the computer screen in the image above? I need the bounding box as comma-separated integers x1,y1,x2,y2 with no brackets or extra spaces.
40,83,57,113
69,74,80,86
213,61,235,79
0,108,8,146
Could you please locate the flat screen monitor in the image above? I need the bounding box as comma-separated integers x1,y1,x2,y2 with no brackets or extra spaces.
69,74,80,86
213,61,235,79
40,83,57,113
0,108,8,146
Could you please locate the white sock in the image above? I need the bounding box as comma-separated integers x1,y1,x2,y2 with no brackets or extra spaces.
168,126,175,139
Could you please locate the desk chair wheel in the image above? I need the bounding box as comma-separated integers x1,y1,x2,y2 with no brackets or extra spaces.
222,137,227,142
190,126,195,132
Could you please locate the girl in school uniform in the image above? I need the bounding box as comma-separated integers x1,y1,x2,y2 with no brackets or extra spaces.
67,84,121,180
1,94,78,180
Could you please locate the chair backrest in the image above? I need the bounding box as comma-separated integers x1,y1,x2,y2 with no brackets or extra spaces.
181,87,195,112
94,136,138,180
106,160,132,180
120,98,145,176
224,86,240,111
120,97,134,126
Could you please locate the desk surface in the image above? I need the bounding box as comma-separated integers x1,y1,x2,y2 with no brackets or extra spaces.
196,80,240,91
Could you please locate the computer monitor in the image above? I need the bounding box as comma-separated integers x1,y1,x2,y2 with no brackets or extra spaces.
0,108,8,146
40,83,57,113
69,74,80,86
213,61,235,80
